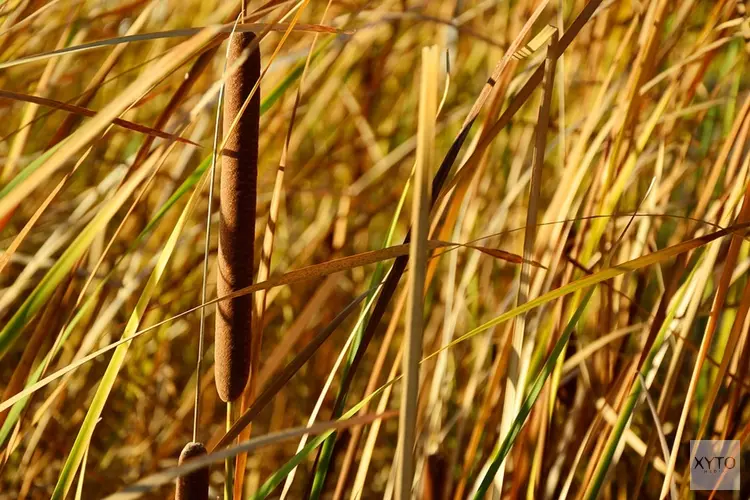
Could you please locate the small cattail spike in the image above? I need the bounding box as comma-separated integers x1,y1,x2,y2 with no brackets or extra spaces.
175,441,209,500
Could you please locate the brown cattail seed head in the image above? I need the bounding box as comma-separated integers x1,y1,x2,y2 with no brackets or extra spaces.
175,442,209,500
215,32,260,403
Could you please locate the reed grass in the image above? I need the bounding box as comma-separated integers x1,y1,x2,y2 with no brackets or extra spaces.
1,0,749,498
396,44,438,500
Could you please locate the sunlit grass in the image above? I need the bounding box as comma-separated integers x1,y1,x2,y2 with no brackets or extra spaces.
1,0,749,498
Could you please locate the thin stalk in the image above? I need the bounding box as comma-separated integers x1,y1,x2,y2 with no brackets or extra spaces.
194,16,239,443
225,402,234,500
397,45,438,499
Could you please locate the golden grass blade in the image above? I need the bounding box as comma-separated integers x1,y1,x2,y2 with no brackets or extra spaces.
460,0,549,129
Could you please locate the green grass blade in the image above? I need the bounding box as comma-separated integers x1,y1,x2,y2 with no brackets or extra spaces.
583,263,700,499
0,140,66,200
473,288,594,498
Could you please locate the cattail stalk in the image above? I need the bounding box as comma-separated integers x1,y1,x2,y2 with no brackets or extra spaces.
175,442,209,500
215,32,261,403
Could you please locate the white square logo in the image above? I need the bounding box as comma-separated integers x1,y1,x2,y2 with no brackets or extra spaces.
690,440,740,491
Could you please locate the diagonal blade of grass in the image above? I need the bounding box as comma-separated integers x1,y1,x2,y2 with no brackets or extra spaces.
429,222,750,361
250,390,398,499
0,90,198,145
105,411,397,500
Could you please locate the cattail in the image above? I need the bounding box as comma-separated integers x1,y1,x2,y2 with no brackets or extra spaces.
175,442,209,500
215,32,261,403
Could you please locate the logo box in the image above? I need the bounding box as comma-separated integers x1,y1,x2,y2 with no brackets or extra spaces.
690,440,740,491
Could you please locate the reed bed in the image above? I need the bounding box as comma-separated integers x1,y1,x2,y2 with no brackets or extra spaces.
0,0,749,499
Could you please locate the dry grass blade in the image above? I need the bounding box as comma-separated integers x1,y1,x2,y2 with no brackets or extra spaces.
397,44,437,500
495,29,557,493
0,90,198,144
